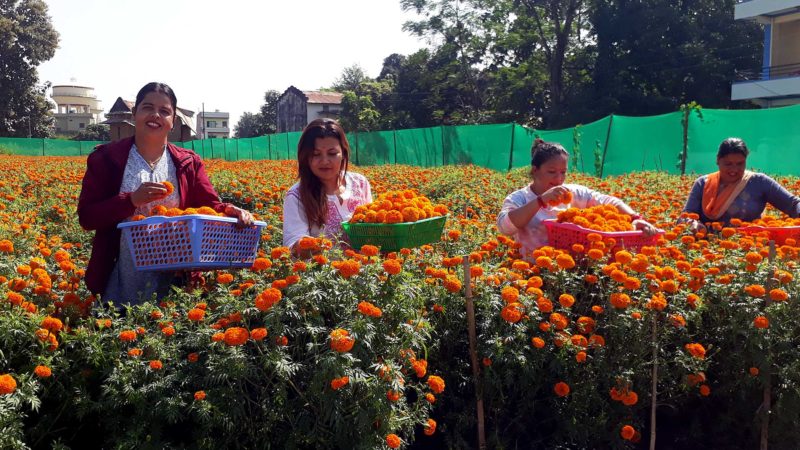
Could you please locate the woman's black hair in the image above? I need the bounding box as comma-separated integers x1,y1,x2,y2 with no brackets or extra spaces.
531,138,569,167
717,137,749,159
133,82,178,115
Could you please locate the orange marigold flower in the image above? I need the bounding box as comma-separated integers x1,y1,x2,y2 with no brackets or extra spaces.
501,286,520,303
753,315,769,329
531,337,546,349
558,293,575,308
223,327,249,346
187,308,206,321
424,418,437,436
161,326,176,337
0,374,17,395
330,328,355,353
386,434,402,449
357,301,383,318
41,316,63,334
34,365,52,378
443,276,462,293
769,289,788,302
0,240,14,253
500,303,524,323
412,359,428,378
127,348,143,358
149,360,163,370
554,381,570,397
610,293,631,309
216,273,234,284
425,393,436,403
555,253,575,269
427,375,445,394
194,390,206,401
699,384,711,396
187,352,199,362
251,328,268,341
162,181,174,195
251,257,272,271
744,284,766,298
255,287,282,311
383,259,402,275
685,343,706,359
620,425,636,441
119,330,137,342
331,259,362,278
386,390,402,402
331,376,350,390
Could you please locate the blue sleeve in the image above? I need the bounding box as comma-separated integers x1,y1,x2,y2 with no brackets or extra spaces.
683,177,704,216
762,175,800,218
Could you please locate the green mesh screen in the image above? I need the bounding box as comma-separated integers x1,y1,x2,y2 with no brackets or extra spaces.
3,106,800,176
686,105,800,175
444,124,513,171
602,112,684,176
395,127,443,167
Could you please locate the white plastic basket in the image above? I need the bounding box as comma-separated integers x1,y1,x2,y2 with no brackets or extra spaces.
117,214,265,271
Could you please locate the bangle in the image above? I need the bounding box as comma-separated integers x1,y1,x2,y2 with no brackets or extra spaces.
536,195,546,209
630,214,643,221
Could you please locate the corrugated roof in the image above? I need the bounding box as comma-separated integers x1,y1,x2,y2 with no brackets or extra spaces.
303,91,344,105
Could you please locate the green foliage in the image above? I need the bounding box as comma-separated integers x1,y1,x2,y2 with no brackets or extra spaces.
234,90,280,138
0,0,59,138
71,124,110,142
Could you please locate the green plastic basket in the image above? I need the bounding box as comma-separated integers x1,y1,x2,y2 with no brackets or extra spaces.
342,216,447,252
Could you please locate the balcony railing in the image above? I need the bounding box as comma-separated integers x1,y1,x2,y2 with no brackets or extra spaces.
735,62,800,81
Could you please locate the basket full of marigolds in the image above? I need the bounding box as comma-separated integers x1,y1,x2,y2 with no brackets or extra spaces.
544,203,663,252
116,182,266,271
342,190,449,252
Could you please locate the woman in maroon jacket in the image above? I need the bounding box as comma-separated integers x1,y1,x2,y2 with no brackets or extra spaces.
78,82,253,305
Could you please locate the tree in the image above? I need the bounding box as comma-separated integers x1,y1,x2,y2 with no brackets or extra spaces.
0,0,59,137
234,112,267,138
72,124,110,141
234,90,280,138
333,65,368,94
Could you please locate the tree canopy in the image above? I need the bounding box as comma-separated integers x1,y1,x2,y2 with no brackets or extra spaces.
0,0,59,138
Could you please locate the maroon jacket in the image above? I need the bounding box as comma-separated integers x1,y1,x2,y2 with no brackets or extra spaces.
77,137,230,295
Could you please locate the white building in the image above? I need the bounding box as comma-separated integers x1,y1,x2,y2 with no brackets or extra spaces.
51,83,104,135
196,110,230,139
731,0,800,106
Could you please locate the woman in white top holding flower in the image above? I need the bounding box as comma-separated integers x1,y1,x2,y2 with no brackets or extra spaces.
497,139,656,258
283,119,372,256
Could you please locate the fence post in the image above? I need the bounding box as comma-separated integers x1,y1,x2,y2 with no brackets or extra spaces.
462,257,486,450
440,125,446,166
286,133,290,160
393,128,398,165
600,114,614,178
760,240,776,450
250,139,254,160
507,123,516,172
41,138,45,156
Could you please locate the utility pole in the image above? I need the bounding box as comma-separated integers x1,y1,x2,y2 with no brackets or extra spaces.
202,102,206,140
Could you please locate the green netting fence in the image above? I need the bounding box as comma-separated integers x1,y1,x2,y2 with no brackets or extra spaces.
2,103,800,175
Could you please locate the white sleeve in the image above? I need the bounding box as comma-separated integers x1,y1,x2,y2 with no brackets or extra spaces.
496,192,523,236
363,176,373,204
282,193,311,249
570,184,630,211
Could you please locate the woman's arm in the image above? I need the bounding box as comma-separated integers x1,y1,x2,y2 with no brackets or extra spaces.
283,192,311,251
77,153,137,231
763,175,800,218
497,191,539,234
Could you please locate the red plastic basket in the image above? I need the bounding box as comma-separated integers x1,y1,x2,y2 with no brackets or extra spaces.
117,214,266,271
543,220,663,252
737,226,800,245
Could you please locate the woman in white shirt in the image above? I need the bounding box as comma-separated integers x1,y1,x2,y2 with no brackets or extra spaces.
497,139,657,258
283,119,372,255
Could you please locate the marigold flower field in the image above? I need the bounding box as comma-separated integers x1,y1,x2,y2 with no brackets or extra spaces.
1,155,800,449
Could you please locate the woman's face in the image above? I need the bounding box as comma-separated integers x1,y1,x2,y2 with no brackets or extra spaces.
717,153,747,184
133,92,175,139
309,136,344,184
532,154,568,190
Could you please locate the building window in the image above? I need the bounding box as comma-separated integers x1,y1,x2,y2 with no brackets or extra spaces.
207,120,217,128
322,104,330,112
79,123,85,128
222,121,227,127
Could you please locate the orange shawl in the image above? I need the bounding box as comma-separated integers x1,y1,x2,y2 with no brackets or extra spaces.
702,171,753,220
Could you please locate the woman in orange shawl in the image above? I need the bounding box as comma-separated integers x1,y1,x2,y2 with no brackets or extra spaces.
681,138,800,231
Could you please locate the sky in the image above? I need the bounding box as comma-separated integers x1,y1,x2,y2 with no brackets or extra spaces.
38,0,428,132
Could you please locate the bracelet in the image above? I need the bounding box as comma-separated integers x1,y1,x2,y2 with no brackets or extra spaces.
536,195,546,209
630,214,643,221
